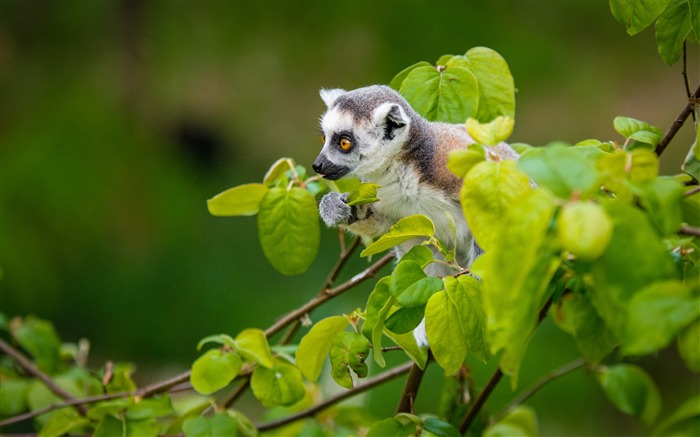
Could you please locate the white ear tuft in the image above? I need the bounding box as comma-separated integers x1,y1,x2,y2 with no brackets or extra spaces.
372,103,406,126
320,88,346,108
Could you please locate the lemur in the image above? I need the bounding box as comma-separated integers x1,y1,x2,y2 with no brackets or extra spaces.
312,85,517,345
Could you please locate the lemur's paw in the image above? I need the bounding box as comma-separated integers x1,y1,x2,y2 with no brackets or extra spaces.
319,192,354,227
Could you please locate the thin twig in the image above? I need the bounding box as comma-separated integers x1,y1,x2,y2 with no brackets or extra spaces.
396,361,428,414
223,378,251,409
492,357,587,423
0,339,87,416
680,225,700,237
656,84,700,157
265,252,395,338
256,361,414,432
686,186,700,197
458,296,555,433
0,369,191,427
682,42,695,122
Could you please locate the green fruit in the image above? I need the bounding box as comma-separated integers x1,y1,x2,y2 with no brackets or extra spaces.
558,202,613,261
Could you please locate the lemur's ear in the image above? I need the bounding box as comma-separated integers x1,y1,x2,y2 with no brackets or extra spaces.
320,88,346,108
373,103,407,140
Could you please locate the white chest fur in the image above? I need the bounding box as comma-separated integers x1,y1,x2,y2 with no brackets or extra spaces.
368,162,471,256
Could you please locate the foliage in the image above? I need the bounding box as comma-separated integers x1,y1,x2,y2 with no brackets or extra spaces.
1,2,699,436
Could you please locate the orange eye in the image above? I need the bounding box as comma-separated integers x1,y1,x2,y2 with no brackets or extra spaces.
340,138,352,151
321,135,326,143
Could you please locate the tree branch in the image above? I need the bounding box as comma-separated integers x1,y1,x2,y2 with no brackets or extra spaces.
686,186,700,197
0,368,191,427
396,361,428,414
680,224,700,237
492,357,586,423
458,296,555,434
0,339,87,416
656,84,700,157
265,251,395,338
256,361,413,432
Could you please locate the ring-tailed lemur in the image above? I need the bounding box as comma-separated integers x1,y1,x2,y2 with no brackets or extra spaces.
312,85,517,345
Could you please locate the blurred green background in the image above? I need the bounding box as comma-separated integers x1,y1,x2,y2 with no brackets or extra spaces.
1,1,698,435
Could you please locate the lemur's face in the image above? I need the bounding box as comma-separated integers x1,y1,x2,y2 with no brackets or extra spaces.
312,87,410,181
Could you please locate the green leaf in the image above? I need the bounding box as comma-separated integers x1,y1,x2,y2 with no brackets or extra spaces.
461,160,531,252
125,395,175,420
190,349,242,395
27,368,102,422
635,176,686,235
38,408,90,437
596,364,662,424
183,412,240,437
480,189,559,387
234,328,273,368
653,395,700,436
296,315,349,382
207,183,269,217
484,405,538,437
346,183,381,206
399,65,479,123
93,415,125,437
610,0,670,35
12,315,62,374
558,202,614,261
552,293,617,363
613,116,663,147
390,61,433,91
366,417,417,437
263,157,295,186
390,260,426,298
399,244,435,267
124,419,159,437
427,275,489,372
360,215,435,257
257,186,320,275
197,334,237,351
466,116,514,146
464,47,516,122
0,379,28,417
250,358,306,407
87,398,130,420
447,145,487,178
385,306,425,334
518,145,601,199
622,281,700,355
423,418,462,437
361,278,396,367
329,331,370,388
384,329,429,369
682,120,700,180
396,277,443,308
678,319,700,372
656,0,694,65
589,201,679,338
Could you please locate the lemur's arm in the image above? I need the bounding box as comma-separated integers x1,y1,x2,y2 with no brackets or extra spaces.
318,192,392,239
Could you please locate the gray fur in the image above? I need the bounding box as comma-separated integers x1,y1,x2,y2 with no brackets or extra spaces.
319,192,354,227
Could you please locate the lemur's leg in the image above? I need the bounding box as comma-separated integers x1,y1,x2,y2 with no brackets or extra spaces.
318,192,392,239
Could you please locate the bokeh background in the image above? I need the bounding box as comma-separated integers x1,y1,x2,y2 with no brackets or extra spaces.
1,1,698,435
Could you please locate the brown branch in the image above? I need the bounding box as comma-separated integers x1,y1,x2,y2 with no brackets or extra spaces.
680,224,700,237
0,339,87,416
0,368,191,427
396,361,427,414
223,378,251,409
686,186,700,197
493,357,587,423
458,296,555,434
256,361,413,432
656,84,700,157
265,251,395,338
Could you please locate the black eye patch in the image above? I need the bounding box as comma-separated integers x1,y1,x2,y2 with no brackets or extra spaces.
330,131,355,154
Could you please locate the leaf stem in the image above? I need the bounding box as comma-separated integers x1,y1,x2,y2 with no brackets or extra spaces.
492,357,587,423
0,339,87,416
256,361,413,432
680,224,700,237
682,42,695,122
656,84,700,157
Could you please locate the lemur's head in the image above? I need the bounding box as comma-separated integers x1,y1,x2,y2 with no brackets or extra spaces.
312,85,415,180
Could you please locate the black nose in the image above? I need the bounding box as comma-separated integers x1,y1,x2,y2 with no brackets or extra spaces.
312,158,323,174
